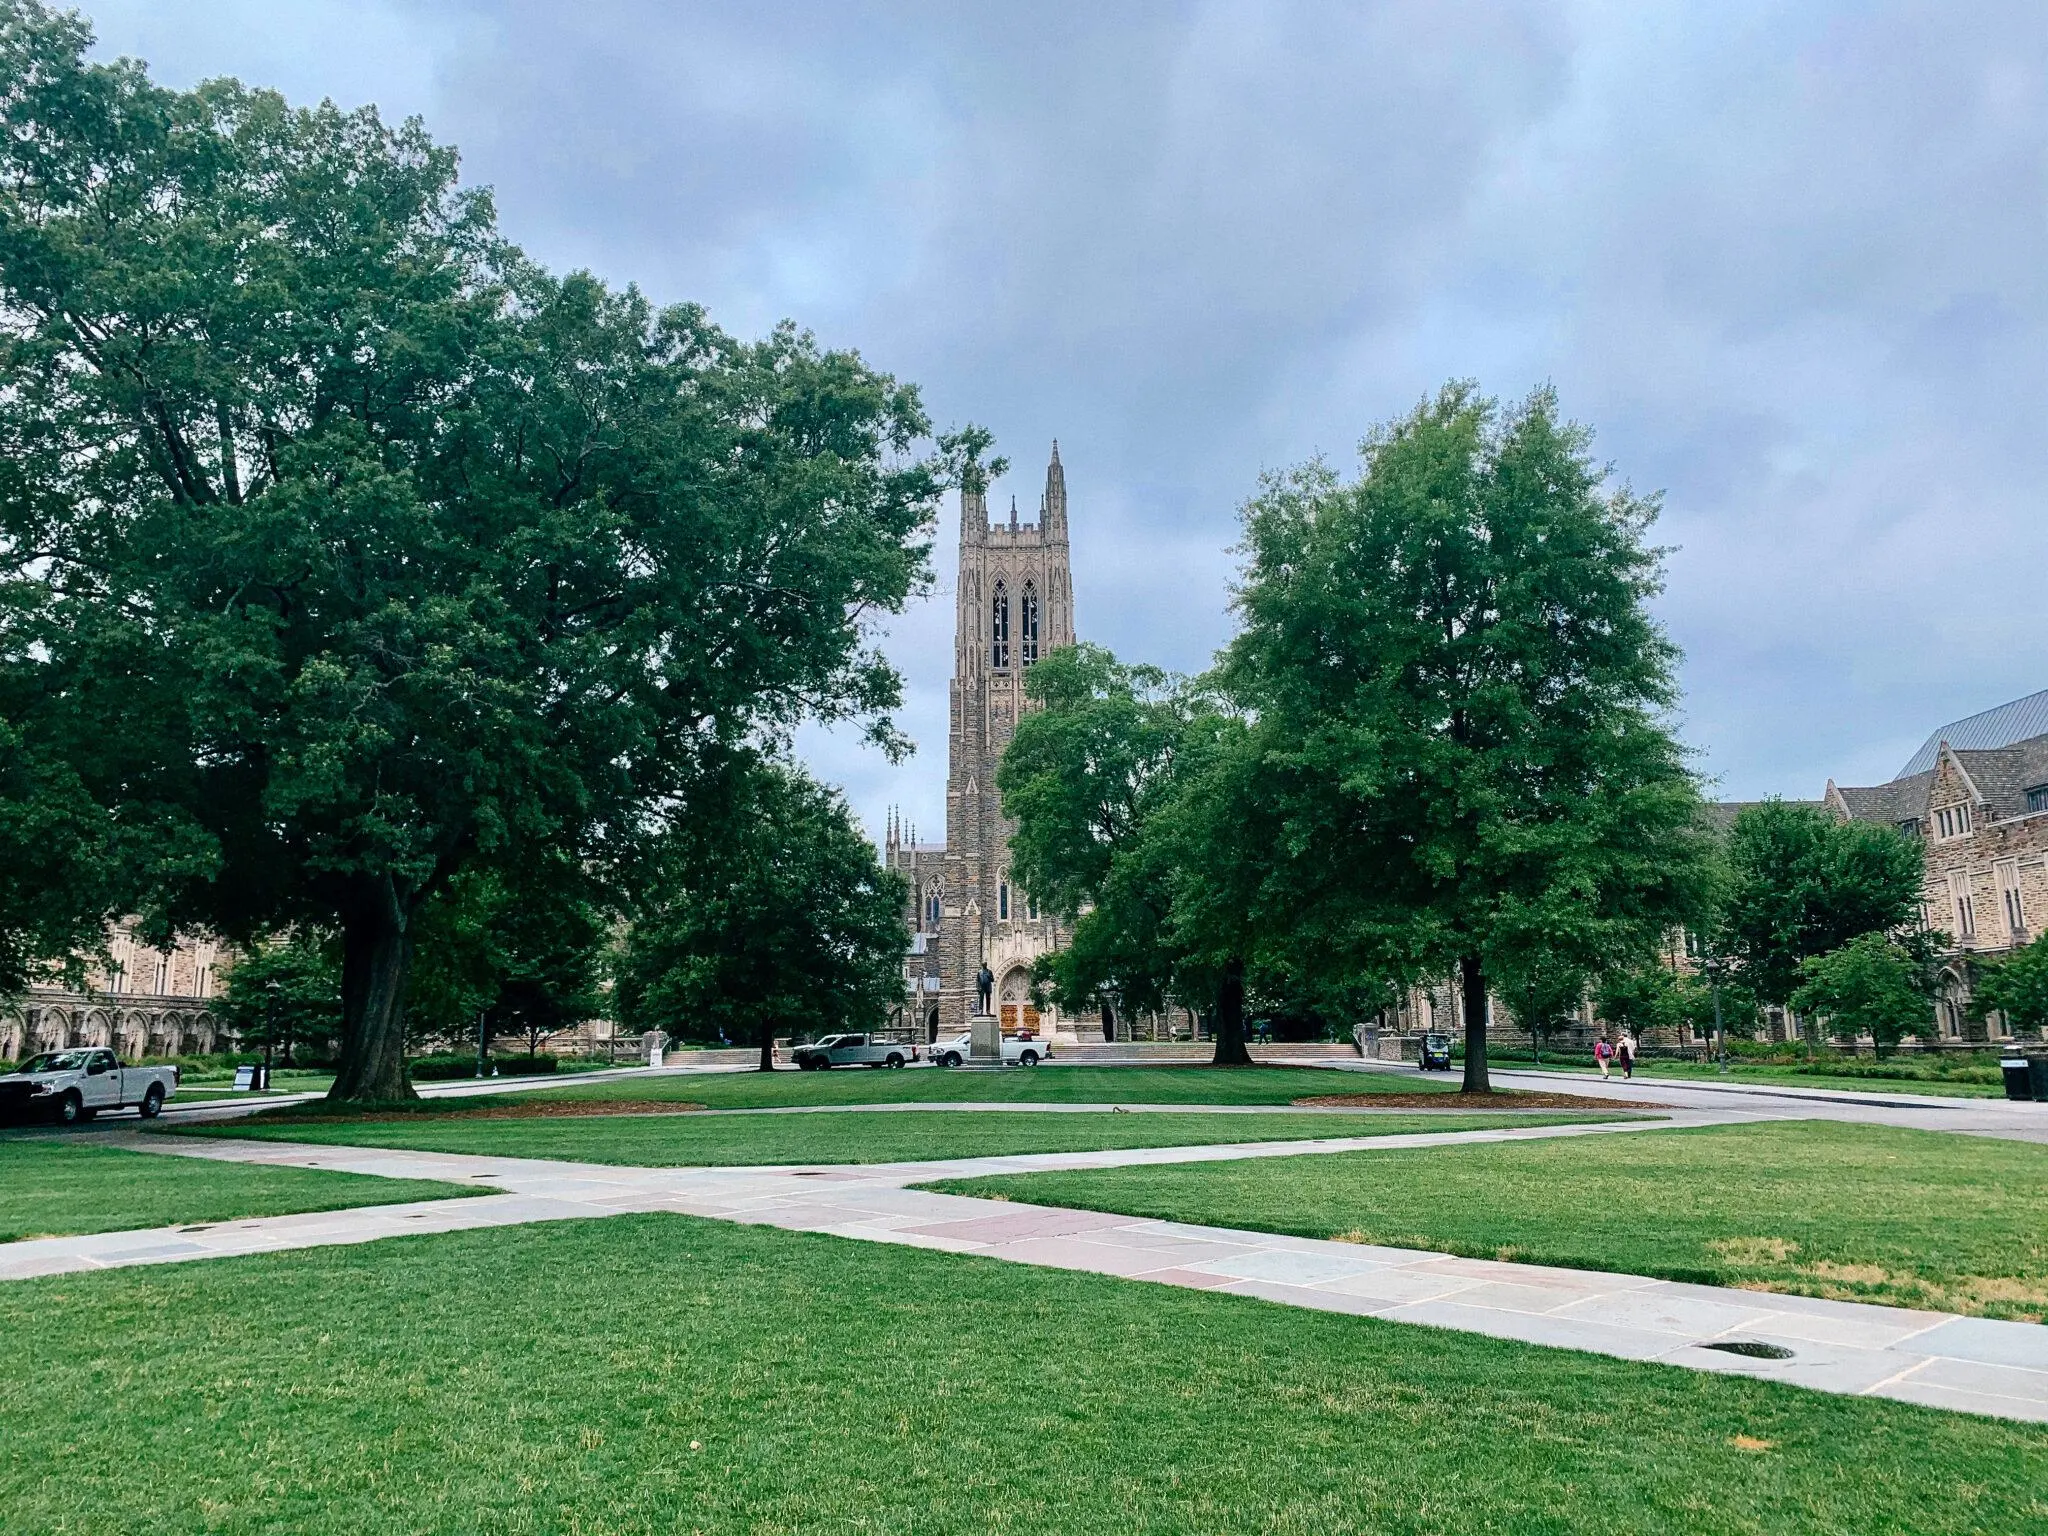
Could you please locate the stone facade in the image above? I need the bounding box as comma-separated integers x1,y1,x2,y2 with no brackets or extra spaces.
2,920,229,1061
887,445,1075,1040
1826,695,2048,1041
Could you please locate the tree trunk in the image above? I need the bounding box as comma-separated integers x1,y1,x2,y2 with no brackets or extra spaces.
1211,956,1254,1066
327,884,418,1103
1459,953,1491,1094
1101,1001,1115,1042
758,1019,776,1072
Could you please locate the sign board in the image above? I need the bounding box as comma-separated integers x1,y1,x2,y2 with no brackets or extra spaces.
232,1065,257,1091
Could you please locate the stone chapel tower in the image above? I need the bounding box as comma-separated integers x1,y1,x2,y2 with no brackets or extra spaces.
929,444,1077,1035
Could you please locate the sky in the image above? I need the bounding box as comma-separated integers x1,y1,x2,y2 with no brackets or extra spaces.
79,0,2048,842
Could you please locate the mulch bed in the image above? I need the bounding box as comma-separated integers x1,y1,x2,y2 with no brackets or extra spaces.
1292,1091,1668,1111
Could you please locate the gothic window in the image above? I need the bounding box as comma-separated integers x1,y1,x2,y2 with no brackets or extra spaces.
1949,871,1976,940
924,882,942,932
154,953,171,994
1997,860,2026,935
1026,889,1040,922
1935,803,1973,840
990,581,1010,669
1021,580,1040,665
998,876,1011,922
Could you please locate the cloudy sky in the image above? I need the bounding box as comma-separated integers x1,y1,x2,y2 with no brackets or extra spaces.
83,1,2048,840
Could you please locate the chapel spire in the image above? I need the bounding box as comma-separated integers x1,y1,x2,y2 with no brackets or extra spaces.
1043,439,1067,540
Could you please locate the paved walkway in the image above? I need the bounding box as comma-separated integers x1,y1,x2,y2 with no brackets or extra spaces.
6,1122,2044,1424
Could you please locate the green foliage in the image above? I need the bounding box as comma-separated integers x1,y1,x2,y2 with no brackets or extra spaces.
998,645,1269,1061
1972,934,2048,1038
1790,933,1937,1054
1718,801,1926,1006
212,931,343,1063
1596,961,1756,1043
1224,384,1712,1089
614,755,906,1065
404,864,609,1053
0,7,943,1100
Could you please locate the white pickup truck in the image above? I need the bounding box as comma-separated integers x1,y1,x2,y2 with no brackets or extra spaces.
930,1033,1050,1068
788,1034,920,1070
0,1048,178,1124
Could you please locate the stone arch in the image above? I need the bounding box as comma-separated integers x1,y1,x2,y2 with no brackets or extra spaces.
190,1011,218,1055
0,1009,23,1061
925,1005,941,1043
80,1008,113,1047
1936,968,1969,1040
118,1010,149,1060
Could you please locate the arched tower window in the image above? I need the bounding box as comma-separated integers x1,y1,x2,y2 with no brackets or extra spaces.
991,581,1010,669
924,881,942,932
1021,580,1040,665
998,875,1011,922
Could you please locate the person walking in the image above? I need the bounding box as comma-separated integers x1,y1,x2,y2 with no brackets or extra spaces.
1593,1037,1613,1079
1617,1034,1637,1081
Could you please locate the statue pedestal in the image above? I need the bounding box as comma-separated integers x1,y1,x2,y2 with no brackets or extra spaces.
969,1012,1003,1065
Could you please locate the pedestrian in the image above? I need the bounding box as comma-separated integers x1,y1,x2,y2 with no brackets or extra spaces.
1618,1034,1637,1080
1593,1037,1613,1079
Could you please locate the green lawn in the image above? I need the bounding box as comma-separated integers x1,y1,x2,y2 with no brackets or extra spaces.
0,1214,2039,1534
1494,1056,2007,1098
174,1107,1615,1166
933,1121,2048,1320
508,1061,1459,1108
0,1137,479,1242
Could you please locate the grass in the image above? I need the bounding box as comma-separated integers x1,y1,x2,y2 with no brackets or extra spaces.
169,1107,1616,1166
509,1061,1462,1109
0,1137,480,1242
931,1121,2048,1319
1,1214,2040,1534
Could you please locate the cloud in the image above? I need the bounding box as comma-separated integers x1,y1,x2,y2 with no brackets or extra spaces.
82,0,2048,836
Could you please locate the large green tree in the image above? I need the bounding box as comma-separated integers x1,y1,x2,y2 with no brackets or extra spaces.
1225,384,1711,1092
1790,932,1937,1055
0,5,939,1100
1718,801,1925,1010
212,930,343,1065
999,644,1269,1064
1971,936,2048,1040
614,755,907,1070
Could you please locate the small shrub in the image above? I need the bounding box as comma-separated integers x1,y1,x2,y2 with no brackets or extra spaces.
408,1053,483,1081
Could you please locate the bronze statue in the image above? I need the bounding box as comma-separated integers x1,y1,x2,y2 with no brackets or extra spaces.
976,964,994,1014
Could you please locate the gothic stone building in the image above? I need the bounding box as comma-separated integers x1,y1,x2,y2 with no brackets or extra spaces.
1825,688,2048,1042
2,922,229,1063
887,445,1075,1041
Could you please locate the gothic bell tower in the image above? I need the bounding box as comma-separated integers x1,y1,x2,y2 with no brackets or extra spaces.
935,443,1077,1035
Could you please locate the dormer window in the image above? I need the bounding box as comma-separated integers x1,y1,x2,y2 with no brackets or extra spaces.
1934,803,1973,840
1896,818,1922,837
2029,785,2048,814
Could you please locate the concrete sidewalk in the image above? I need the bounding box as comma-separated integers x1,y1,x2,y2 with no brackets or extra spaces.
5,1121,2044,1424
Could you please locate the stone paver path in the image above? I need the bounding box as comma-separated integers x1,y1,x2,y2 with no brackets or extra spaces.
5,1120,2045,1424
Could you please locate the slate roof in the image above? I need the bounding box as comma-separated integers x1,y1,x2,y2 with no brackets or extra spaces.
1952,737,2048,821
1833,772,1934,827
1898,688,2048,776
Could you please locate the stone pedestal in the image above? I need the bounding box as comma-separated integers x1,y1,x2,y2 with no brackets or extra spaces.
643,1029,666,1068
969,1012,1002,1065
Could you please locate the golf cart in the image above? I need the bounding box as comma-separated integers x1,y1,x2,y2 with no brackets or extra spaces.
1418,1032,1454,1071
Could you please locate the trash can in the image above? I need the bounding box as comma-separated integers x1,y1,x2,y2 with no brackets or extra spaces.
2002,1058,2044,1101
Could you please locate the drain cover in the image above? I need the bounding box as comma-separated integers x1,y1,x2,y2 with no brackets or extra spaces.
1701,1340,1794,1360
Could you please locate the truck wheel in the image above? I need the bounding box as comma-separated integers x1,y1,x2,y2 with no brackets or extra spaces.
941,1051,962,1068
56,1092,84,1125
139,1085,165,1119
886,1053,905,1068
1019,1050,1039,1067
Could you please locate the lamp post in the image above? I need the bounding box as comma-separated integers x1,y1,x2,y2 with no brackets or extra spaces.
475,1007,490,1079
260,976,278,1092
